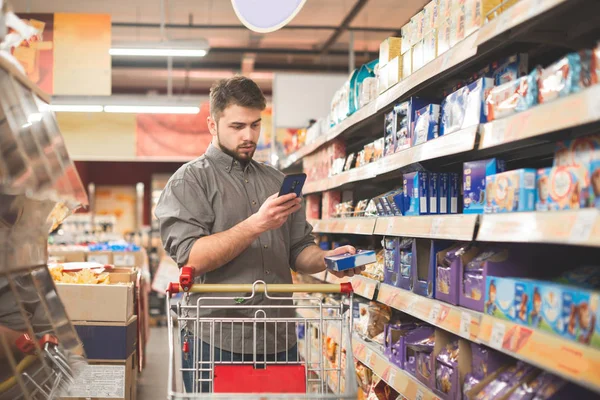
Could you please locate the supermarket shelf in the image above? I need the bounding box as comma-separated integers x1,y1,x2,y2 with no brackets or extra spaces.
374,214,478,241
0,56,50,103
303,125,478,195
477,209,600,247
351,275,379,300
377,284,482,342
478,315,600,394
352,334,440,400
312,218,377,235
281,101,378,170
479,85,600,150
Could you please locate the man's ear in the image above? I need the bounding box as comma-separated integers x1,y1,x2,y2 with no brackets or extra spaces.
207,115,218,137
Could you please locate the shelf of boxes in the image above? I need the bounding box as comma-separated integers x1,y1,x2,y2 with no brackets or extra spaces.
477,209,600,248
312,217,377,235
352,334,440,400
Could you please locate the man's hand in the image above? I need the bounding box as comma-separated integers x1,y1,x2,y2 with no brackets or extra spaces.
326,245,365,278
250,193,302,234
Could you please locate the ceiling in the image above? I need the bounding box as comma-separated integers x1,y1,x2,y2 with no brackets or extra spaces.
13,0,428,95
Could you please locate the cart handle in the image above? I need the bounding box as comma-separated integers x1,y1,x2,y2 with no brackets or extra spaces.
167,282,353,295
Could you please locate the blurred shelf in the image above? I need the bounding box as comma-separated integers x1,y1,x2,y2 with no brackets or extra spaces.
312,218,377,235
352,334,440,400
479,85,600,150
477,209,600,247
478,315,600,394
377,284,482,342
351,275,379,300
374,214,478,241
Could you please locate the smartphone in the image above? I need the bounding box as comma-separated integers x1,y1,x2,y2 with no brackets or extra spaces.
278,173,307,197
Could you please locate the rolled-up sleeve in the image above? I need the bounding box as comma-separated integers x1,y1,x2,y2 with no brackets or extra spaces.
288,201,317,271
155,179,214,267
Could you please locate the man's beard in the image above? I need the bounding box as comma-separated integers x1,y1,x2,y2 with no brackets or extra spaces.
216,132,256,163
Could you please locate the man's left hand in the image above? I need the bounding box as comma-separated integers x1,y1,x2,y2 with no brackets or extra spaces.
325,245,365,278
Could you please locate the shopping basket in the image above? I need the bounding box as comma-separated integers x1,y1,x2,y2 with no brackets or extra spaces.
166,266,357,399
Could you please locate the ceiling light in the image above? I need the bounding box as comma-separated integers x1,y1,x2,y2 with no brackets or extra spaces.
109,48,207,57
103,105,199,114
50,105,104,112
110,39,210,58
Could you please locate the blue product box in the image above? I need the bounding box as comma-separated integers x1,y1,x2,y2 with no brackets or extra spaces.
394,97,433,151
484,277,531,326
463,159,506,214
75,316,138,360
441,78,494,136
449,173,459,214
386,189,404,216
484,168,537,213
383,237,400,287
428,172,440,215
491,53,529,86
536,166,589,211
384,110,397,156
403,171,429,216
398,239,414,291
412,104,441,146
379,191,395,216
325,250,377,272
439,173,449,215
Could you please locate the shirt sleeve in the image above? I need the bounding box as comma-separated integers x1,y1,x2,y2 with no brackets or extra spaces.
288,201,317,271
154,179,214,267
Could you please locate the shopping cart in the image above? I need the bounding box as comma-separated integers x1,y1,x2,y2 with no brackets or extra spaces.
166,266,357,399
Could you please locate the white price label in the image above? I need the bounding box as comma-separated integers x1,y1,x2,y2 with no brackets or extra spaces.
430,217,443,236
460,312,472,338
416,388,425,400
490,321,506,349
569,209,596,244
428,304,441,323
387,218,396,233
388,368,397,385
365,350,375,366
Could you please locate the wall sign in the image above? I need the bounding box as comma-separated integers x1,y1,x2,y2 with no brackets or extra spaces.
231,0,306,33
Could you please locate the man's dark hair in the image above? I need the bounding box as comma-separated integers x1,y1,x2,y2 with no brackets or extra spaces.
209,76,266,121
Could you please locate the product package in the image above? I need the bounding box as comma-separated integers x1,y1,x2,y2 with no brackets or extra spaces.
354,301,392,344
428,172,441,215
403,171,430,216
447,172,460,214
399,238,415,291
449,3,465,47
388,56,403,88
413,104,441,146
344,153,356,171
459,247,534,312
413,239,455,299
485,75,538,121
423,0,439,33
394,98,432,152
403,326,436,385
383,237,400,287
535,166,589,211
536,52,590,104
413,40,425,72
401,23,412,54
382,189,405,216
463,158,506,214
472,363,538,400
433,340,460,399
322,191,342,219
485,276,532,326
484,169,537,213
491,53,530,86
403,48,413,80
439,173,450,215
325,250,377,272
436,244,481,305
379,37,403,66
441,78,494,135
470,343,510,381
384,320,419,369
464,0,502,37
384,110,397,156
423,30,439,66
437,18,452,56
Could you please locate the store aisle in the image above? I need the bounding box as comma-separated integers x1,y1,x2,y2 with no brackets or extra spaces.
138,326,170,400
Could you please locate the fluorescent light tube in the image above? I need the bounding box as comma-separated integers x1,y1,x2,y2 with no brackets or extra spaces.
109,48,207,57
50,105,104,112
103,105,200,114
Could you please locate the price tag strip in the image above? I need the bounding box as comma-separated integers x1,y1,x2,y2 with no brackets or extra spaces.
352,276,379,300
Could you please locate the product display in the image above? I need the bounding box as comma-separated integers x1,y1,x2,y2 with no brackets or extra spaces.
413,104,441,146
463,158,506,214
484,169,537,213
325,250,378,272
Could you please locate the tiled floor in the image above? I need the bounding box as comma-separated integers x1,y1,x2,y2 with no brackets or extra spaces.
137,326,169,400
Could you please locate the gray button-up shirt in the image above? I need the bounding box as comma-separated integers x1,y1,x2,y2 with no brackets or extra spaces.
155,144,316,354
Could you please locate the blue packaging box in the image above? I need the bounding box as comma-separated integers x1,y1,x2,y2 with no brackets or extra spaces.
394,97,432,151
536,166,589,211
386,189,404,216
75,316,137,360
484,277,531,326
441,78,494,136
449,173,459,214
463,159,506,214
484,169,537,213
491,53,529,86
383,237,400,287
428,173,440,215
412,104,441,146
439,173,449,215
325,250,377,272
403,171,429,216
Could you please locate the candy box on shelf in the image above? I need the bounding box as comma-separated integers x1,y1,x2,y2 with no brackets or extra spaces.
491,53,529,86
463,158,506,214
553,134,600,168
469,343,510,381
384,321,419,369
436,244,481,306
413,239,455,298
467,362,539,400
484,168,537,214
412,104,441,146
384,110,397,156
484,276,532,326
441,78,494,135
431,331,470,400
535,166,589,211
383,237,400,287
428,172,440,215
398,238,415,291
403,171,430,216
325,250,377,272
464,0,503,37
485,75,538,122
536,51,592,105
404,326,436,385
379,37,403,66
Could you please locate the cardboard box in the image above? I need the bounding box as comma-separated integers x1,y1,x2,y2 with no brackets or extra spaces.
536,166,589,211
413,239,454,298
383,237,400,287
57,282,134,322
404,171,430,216
109,268,138,284
402,48,413,79
49,251,86,263
401,23,412,54
75,316,138,360
379,37,403,66
431,330,472,400
484,169,537,213
387,56,403,88
423,30,439,65
113,251,144,268
436,244,481,305
378,63,390,94
87,251,113,265
62,353,137,400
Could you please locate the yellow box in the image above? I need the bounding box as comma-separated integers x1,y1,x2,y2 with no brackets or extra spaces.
378,63,389,94
437,19,452,56
465,0,502,37
379,37,403,66
413,40,425,72
401,23,413,54
450,3,466,47
387,56,403,88
423,30,439,65
402,49,413,79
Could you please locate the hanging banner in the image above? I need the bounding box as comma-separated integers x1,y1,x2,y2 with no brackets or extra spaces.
231,0,306,33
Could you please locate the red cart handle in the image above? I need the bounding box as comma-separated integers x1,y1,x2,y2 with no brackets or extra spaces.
15,333,58,355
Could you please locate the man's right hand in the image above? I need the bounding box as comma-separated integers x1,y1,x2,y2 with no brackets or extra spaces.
250,193,302,233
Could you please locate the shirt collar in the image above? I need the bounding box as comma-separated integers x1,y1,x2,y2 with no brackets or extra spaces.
205,143,253,174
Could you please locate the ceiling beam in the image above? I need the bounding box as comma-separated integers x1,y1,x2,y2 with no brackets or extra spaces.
320,0,370,55
112,60,349,73
109,46,377,58
112,21,397,33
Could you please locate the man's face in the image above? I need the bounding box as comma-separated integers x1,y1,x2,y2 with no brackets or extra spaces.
208,104,262,162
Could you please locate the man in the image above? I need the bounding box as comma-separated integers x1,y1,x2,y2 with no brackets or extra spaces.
155,76,363,393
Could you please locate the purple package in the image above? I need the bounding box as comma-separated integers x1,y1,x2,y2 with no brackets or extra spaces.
384,322,418,369
436,364,456,397
404,326,435,378
474,364,521,400
413,239,454,299
416,351,434,386
459,247,535,312
434,341,460,399
470,343,509,380
435,246,462,305
398,238,414,290
384,237,400,287
530,371,596,400
463,373,481,399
